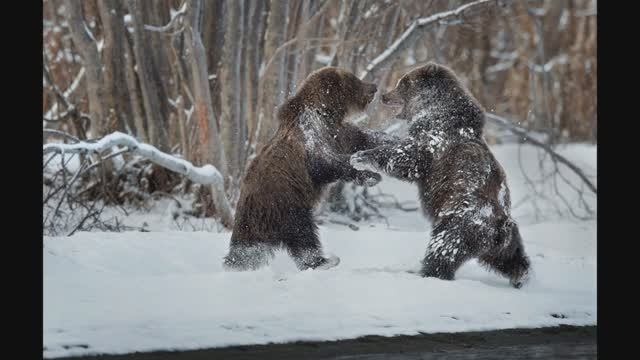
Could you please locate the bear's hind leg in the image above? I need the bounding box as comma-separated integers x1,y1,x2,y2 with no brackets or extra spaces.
419,218,477,280
284,229,339,271
223,242,276,271
479,220,531,288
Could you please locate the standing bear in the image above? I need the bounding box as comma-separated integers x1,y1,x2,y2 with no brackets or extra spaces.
224,67,396,271
351,62,531,288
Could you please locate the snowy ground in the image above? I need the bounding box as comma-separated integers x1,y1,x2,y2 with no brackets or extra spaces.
43,144,596,358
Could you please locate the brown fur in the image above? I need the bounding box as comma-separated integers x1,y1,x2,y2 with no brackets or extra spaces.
224,67,396,271
351,63,531,288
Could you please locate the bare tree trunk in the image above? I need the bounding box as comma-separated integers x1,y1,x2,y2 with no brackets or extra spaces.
244,0,268,164
183,0,233,226
237,0,249,174
64,0,105,137
285,0,305,97
219,0,244,179
184,0,228,176
296,0,323,87
330,0,359,69
139,0,174,142
202,0,225,127
529,10,555,143
126,0,169,150
255,0,290,152
176,95,189,161
122,30,148,143
97,0,134,134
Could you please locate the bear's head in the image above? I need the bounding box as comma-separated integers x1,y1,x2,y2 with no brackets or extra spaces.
287,67,378,125
381,62,484,134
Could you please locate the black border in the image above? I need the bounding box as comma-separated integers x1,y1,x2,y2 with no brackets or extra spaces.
9,1,44,359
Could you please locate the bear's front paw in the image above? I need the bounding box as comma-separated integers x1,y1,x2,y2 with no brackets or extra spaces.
350,151,374,171
355,170,382,187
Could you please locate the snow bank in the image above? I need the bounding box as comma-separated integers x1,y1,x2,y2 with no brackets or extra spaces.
44,220,595,358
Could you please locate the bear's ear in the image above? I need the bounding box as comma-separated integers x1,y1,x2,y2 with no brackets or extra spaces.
321,69,341,95
405,70,428,90
418,62,440,81
421,61,436,72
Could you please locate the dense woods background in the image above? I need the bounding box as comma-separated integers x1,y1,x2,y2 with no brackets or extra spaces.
42,0,597,235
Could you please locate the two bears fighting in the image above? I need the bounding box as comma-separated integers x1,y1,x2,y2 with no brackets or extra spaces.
223,63,531,289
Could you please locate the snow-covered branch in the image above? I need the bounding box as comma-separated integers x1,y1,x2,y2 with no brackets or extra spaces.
44,132,234,227
44,132,222,186
527,54,568,73
360,0,496,80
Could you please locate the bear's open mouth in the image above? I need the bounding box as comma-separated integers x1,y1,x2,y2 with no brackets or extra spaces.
381,99,402,107
366,92,376,104
380,93,403,108
380,97,403,115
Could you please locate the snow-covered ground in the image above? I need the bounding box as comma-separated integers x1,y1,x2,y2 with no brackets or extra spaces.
43,144,596,358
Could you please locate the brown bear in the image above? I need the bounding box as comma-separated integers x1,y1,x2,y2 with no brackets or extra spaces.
223,67,397,271
350,62,531,288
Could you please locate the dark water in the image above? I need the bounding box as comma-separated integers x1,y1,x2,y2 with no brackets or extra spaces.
57,325,596,360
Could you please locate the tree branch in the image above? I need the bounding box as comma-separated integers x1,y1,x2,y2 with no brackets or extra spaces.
44,132,220,186
143,1,187,34
360,0,497,80
44,131,234,227
486,113,597,194
43,58,86,122
258,0,335,80
43,129,81,143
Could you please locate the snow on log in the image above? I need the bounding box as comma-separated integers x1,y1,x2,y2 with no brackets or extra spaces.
360,0,495,80
43,132,222,186
43,131,235,227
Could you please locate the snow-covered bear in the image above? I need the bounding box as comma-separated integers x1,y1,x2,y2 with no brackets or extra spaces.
224,67,395,271
351,62,531,288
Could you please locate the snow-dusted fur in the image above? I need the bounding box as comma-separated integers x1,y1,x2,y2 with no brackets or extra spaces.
351,63,531,288
224,67,396,272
